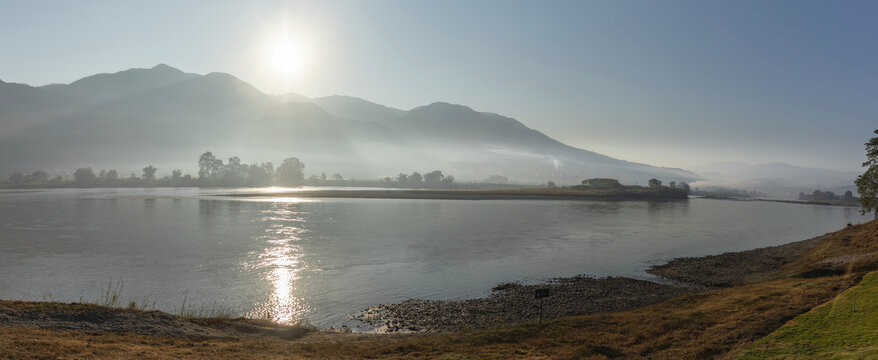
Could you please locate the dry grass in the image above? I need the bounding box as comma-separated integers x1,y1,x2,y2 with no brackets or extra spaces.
0,275,860,359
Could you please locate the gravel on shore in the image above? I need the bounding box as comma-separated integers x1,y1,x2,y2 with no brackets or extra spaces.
353,276,692,333
646,236,825,287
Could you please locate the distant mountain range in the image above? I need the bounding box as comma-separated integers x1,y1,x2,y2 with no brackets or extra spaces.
0,64,698,185
690,162,860,198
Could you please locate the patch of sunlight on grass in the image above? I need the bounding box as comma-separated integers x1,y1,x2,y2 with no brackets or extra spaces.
733,271,878,359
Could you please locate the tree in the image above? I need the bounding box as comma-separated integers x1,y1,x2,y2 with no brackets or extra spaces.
396,173,408,185
276,157,305,186
856,129,878,216
668,181,677,189
332,173,344,181
679,182,691,195
198,151,222,181
105,170,119,183
8,172,24,184
424,170,444,185
142,165,157,182
74,168,96,185
581,178,622,189
648,178,662,188
246,163,273,187
29,171,48,183
485,175,508,184
441,175,455,187
409,172,422,185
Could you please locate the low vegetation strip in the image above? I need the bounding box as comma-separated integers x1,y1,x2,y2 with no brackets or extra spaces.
732,271,878,359
221,186,689,201
0,300,315,341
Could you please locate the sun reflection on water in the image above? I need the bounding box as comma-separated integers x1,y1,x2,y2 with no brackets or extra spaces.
243,203,310,324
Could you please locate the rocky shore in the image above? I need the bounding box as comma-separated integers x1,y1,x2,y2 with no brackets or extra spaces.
647,236,825,287
354,276,692,333
355,233,840,333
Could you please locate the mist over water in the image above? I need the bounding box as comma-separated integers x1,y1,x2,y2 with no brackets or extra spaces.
0,188,869,329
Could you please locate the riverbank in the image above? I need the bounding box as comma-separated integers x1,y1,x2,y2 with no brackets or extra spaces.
697,195,862,208
355,276,691,333
2,219,877,359
221,187,689,201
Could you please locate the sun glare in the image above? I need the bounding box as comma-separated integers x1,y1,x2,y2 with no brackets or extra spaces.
269,40,305,76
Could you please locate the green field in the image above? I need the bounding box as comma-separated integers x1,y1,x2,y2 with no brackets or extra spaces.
734,271,878,359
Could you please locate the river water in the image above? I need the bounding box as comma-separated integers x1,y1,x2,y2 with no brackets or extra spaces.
0,187,869,329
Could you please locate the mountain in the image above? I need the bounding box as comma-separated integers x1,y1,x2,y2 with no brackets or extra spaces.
691,162,860,198
0,80,87,137
311,95,405,125
39,64,198,104
0,65,697,184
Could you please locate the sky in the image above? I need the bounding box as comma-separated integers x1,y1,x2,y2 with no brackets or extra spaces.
0,0,875,172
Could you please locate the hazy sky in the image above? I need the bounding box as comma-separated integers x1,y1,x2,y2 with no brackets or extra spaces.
1,0,875,171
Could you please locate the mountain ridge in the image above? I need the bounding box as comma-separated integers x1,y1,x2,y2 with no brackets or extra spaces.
1,64,697,184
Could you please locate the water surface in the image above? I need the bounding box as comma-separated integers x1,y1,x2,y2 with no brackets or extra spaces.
0,188,869,328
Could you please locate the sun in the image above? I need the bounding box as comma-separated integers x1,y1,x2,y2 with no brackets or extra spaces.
269,40,305,76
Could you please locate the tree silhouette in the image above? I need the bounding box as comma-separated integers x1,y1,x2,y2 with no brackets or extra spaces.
198,151,222,181
679,182,691,195
409,172,422,185
855,129,878,216
277,158,305,186
8,172,24,184
142,165,157,182
105,170,119,183
424,170,444,184
29,171,48,183
74,168,96,185
648,179,662,188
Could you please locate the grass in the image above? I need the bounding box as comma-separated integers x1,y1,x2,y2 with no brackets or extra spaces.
0,274,859,359
733,271,878,359
88,280,236,318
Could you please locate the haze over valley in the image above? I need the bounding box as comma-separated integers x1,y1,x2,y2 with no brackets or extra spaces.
0,64,699,186
0,64,862,197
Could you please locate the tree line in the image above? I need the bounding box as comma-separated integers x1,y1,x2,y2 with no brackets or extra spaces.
381,171,456,188
573,177,691,197
798,190,857,203
2,151,467,189
3,151,306,188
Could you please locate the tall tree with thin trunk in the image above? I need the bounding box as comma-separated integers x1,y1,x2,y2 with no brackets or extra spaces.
856,129,878,217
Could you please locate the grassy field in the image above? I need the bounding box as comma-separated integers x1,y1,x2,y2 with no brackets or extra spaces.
733,271,878,359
